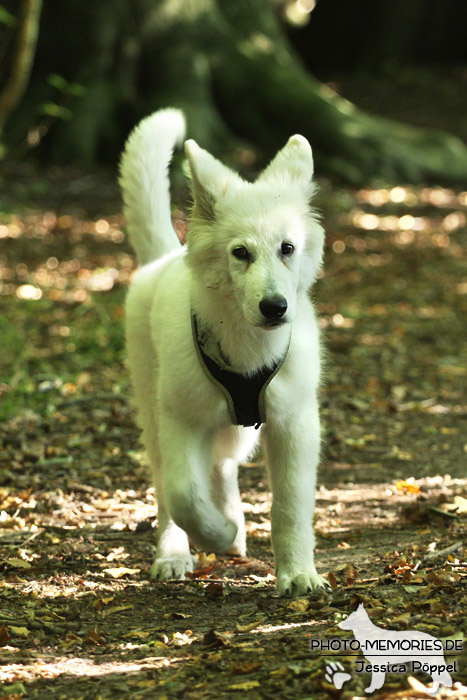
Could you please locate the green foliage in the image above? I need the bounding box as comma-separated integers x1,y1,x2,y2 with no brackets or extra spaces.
47,74,87,98
47,74,69,91
41,103,73,120
39,76,87,122
0,5,16,27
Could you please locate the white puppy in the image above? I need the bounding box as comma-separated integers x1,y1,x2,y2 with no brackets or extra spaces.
119,108,327,596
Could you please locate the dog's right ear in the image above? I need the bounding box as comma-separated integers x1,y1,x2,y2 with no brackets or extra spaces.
185,140,239,221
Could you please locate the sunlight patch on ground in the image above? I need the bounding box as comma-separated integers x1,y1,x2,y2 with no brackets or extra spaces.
0,654,180,682
250,619,323,635
0,212,132,302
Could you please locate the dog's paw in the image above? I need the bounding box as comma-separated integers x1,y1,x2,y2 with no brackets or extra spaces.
276,568,330,597
150,553,197,581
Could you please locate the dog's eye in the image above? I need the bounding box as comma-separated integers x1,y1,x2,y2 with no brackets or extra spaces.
232,246,249,260
281,242,295,256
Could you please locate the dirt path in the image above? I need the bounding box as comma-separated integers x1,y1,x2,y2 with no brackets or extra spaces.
0,171,466,699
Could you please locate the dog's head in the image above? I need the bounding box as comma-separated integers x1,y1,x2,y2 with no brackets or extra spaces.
185,135,324,329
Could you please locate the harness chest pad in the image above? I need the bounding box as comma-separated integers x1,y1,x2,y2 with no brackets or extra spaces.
192,314,288,427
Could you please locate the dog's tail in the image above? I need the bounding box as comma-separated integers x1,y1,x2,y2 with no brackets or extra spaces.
119,108,185,265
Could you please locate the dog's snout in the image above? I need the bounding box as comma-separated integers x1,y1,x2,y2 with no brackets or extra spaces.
259,295,288,320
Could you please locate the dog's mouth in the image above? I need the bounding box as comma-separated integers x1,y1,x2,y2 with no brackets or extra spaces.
260,318,288,330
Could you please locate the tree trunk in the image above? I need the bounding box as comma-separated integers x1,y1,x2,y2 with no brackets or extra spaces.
0,0,42,135
3,0,467,184
209,0,467,183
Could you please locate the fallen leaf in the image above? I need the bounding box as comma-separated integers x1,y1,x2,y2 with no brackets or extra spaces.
453,496,467,515
123,629,151,639
204,581,224,596
396,479,419,493
344,564,359,585
9,626,30,637
403,585,427,593
194,552,216,569
170,631,192,646
228,680,261,691
5,558,32,569
270,667,289,678
0,625,11,644
84,629,106,645
230,661,263,675
104,604,134,615
390,612,411,628
236,618,266,632
203,629,232,648
287,598,309,613
427,568,460,586
147,640,169,649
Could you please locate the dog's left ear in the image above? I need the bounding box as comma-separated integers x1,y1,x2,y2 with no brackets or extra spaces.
257,134,314,198
185,139,240,221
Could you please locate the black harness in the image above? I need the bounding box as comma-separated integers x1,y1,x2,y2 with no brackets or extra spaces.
192,313,289,428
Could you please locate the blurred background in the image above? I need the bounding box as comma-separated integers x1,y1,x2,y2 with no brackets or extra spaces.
1,0,467,182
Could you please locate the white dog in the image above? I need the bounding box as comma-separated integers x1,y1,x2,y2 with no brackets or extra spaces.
119,108,326,596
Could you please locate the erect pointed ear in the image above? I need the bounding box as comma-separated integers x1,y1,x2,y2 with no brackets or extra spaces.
184,139,240,221
257,134,314,197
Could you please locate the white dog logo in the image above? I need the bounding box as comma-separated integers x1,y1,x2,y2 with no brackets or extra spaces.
338,603,453,694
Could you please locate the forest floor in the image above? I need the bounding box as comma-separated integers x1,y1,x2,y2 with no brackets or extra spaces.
0,161,466,700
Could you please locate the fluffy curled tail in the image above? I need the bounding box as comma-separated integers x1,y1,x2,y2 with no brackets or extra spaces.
119,108,185,265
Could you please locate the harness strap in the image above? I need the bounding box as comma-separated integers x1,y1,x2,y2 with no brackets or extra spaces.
192,313,290,427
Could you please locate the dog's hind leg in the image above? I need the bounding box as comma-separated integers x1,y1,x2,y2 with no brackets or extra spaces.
159,413,238,553
126,301,195,580
143,428,197,580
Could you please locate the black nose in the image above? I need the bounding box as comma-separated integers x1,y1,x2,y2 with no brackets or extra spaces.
259,295,288,320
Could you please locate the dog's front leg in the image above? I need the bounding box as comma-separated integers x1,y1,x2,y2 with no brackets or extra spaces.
159,412,238,553
263,400,328,596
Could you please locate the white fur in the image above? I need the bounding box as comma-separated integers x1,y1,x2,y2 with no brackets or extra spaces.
120,108,327,596
119,108,185,265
